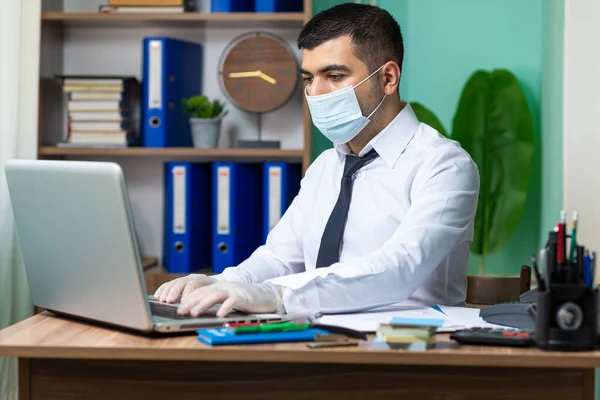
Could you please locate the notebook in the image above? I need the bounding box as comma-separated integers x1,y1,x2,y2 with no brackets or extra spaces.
196,327,330,346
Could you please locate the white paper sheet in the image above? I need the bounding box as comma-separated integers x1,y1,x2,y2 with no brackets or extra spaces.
316,303,449,332
437,306,510,332
314,304,511,333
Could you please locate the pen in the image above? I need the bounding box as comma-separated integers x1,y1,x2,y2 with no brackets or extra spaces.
549,230,558,283
584,250,591,287
233,322,368,340
233,322,310,334
570,211,578,262
539,247,550,286
531,254,546,291
592,251,597,286
568,246,588,283
557,210,566,264
225,312,323,329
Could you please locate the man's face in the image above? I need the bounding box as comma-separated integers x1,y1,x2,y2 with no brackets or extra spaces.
300,36,381,116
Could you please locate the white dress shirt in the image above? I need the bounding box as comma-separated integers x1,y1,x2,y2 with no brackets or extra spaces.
215,102,480,315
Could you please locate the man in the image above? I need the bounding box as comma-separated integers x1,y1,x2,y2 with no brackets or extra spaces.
154,3,480,318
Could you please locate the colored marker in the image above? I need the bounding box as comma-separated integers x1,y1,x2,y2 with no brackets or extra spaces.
570,211,578,262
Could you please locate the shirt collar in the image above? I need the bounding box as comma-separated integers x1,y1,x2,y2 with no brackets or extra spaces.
334,101,420,168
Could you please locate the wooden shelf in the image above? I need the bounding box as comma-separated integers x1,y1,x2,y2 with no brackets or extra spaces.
41,12,308,27
38,146,304,160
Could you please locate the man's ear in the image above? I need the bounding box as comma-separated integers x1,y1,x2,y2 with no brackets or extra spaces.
381,61,401,96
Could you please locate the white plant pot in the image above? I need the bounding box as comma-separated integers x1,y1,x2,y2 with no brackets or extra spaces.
189,111,227,148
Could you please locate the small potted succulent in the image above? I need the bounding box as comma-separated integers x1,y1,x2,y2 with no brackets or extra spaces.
181,95,228,148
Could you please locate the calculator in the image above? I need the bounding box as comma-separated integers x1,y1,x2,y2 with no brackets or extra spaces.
450,327,535,347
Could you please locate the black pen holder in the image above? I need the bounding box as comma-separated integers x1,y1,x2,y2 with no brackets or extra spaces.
535,283,598,351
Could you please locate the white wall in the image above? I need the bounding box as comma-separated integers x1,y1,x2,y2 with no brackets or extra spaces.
44,1,306,262
18,2,41,158
563,0,600,272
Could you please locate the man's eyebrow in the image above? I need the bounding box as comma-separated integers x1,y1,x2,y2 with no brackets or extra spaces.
318,64,351,74
300,64,352,76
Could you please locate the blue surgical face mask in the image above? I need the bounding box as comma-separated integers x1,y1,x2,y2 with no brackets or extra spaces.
305,65,387,145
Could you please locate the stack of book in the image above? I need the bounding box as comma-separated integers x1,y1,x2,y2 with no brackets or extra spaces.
58,75,140,148
99,0,196,14
376,317,443,345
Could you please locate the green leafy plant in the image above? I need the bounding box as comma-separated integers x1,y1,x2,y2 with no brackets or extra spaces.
181,95,225,119
412,69,535,275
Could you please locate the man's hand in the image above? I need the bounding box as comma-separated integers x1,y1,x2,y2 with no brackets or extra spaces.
153,274,217,303
177,282,284,318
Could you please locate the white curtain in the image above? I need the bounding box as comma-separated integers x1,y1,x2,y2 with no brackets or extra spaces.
0,1,41,399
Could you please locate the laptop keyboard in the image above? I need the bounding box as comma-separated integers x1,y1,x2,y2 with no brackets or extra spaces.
148,297,260,319
149,300,190,319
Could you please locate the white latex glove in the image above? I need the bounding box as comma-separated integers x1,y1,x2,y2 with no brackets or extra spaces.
177,282,285,318
153,274,218,303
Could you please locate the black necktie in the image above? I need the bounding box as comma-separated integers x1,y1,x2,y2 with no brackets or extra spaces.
316,149,380,268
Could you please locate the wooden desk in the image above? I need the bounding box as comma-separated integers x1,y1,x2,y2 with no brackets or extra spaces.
0,313,597,400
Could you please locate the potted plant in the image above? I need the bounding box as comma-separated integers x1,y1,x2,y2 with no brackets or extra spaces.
181,95,228,148
411,69,535,277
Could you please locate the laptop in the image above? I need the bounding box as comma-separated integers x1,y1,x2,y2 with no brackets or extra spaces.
4,159,284,334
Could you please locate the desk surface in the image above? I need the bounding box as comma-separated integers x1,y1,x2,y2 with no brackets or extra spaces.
3,313,600,369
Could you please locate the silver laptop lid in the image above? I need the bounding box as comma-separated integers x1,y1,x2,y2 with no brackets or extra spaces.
5,159,154,332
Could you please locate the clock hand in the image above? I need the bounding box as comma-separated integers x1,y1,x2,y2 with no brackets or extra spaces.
228,70,261,78
228,70,276,84
258,72,277,85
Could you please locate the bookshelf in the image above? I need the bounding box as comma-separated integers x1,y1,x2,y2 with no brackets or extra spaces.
38,0,313,287
39,2,312,166
42,11,307,26
38,146,304,159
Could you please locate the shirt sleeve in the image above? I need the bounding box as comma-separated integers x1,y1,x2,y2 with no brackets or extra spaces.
213,155,327,284
264,148,480,315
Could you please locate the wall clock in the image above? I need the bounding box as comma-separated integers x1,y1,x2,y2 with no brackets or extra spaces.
217,32,299,114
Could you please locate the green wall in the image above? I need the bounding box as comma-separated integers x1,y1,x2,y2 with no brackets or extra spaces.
541,0,564,260
311,0,564,277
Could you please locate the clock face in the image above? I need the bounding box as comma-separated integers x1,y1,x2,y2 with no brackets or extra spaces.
218,32,299,114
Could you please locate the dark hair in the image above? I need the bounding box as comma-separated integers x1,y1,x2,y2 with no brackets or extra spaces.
297,3,404,72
